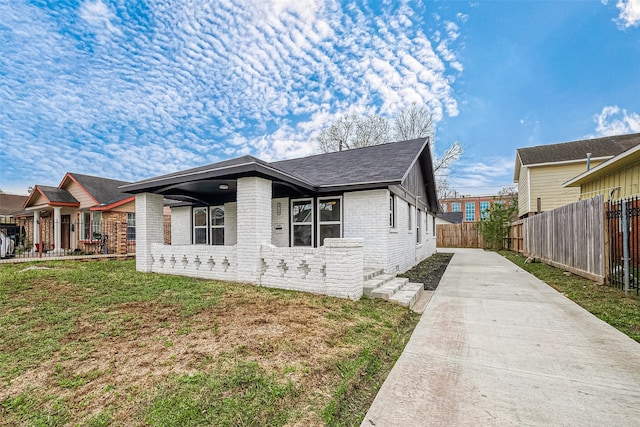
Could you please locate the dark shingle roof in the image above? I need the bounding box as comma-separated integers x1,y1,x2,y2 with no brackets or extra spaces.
68,173,133,205
437,212,463,224
38,185,79,204
517,133,640,166
273,138,427,187
0,194,28,215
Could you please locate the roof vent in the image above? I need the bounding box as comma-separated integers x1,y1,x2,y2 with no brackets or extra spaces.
586,152,592,170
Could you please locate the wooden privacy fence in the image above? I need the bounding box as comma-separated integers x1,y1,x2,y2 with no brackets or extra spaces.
522,195,605,283
436,222,484,248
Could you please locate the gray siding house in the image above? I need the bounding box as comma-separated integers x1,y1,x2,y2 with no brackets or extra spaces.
122,137,439,300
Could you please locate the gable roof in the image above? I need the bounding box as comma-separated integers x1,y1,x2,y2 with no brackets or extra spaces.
61,173,133,206
23,173,134,210
514,133,640,181
564,142,640,188
122,138,438,211
0,194,28,216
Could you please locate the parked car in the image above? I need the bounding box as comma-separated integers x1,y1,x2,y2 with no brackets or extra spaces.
0,230,15,258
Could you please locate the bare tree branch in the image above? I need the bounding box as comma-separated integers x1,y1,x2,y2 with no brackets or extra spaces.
433,140,462,172
393,104,434,140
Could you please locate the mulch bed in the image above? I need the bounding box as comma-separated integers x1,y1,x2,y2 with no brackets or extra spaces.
399,252,454,290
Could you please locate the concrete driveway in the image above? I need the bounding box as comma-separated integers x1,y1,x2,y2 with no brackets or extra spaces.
362,248,640,426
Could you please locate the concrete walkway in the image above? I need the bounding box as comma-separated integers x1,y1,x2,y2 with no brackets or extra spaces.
362,248,640,426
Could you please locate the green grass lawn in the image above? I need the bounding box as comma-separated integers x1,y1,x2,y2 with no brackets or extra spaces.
0,259,419,426
500,250,640,343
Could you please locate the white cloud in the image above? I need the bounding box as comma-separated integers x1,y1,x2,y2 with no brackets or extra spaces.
615,0,640,28
594,105,640,136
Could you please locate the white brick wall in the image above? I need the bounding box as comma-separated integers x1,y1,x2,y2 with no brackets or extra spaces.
171,207,191,245
136,193,165,272
259,244,326,294
324,238,363,300
236,177,272,283
224,202,237,245
150,243,237,282
343,189,389,269
271,198,289,247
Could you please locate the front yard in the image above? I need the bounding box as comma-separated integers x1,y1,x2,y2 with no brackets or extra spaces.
0,260,419,426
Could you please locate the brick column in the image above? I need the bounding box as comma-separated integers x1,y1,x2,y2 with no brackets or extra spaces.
324,238,364,300
236,177,272,284
136,193,164,272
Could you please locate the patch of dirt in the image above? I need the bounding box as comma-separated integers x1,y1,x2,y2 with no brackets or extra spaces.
399,252,454,290
0,288,359,426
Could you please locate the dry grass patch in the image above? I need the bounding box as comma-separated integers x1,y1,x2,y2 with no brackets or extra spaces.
0,260,418,426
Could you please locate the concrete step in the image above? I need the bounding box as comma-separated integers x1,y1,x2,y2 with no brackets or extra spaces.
370,277,409,301
390,282,424,309
363,274,396,296
363,267,385,282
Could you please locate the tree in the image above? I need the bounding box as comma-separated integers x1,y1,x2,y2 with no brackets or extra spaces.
316,105,463,199
478,195,519,250
317,114,390,152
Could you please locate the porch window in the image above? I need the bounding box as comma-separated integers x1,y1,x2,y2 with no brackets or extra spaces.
127,213,136,241
193,207,208,244
390,195,396,228
318,197,342,245
80,212,102,240
417,209,422,244
210,206,224,245
292,199,313,247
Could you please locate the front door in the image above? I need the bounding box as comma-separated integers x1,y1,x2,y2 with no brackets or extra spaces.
61,215,71,249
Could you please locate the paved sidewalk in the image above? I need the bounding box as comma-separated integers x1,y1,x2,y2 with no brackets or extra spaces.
362,248,640,426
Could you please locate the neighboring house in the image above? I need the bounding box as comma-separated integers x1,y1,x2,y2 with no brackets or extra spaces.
563,142,640,200
435,212,463,225
514,133,640,218
21,173,136,255
0,193,28,246
440,194,516,222
122,138,439,300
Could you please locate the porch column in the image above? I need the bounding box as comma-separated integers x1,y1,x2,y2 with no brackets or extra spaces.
135,192,164,272
53,207,62,254
33,210,40,251
236,177,272,284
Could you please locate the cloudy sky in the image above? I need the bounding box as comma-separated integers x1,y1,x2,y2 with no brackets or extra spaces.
1,0,639,196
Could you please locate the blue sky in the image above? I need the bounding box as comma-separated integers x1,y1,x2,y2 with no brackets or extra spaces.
1,0,639,196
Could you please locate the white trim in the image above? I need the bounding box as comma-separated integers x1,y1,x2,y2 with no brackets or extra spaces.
524,156,611,169
291,198,314,247
527,168,531,214
192,207,208,244
317,196,343,246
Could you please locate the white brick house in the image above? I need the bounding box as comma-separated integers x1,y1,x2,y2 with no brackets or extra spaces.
121,138,439,300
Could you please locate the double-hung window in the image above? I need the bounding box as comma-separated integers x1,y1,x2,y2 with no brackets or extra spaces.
408,204,413,231
80,211,102,240
416,209,422,244
318,197,342,245
193,207,208,244
193,206,224,245
292,199,313,247
127,213,136,240
210,206,224,245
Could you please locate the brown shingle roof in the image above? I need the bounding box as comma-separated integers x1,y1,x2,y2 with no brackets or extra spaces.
517,133,640,166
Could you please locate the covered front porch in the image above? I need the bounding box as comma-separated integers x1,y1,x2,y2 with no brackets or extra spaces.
135,176,365,300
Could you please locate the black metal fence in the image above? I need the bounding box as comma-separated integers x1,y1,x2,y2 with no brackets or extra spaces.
606,196,640,294
1,219,136,260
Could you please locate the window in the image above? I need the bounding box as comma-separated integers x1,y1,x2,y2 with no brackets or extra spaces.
451,202,461,212
389,195,396,228
416,209,422,244
465,202,475,222
127,213,136,241
193,207,208,244
408,204,413,231
480,201,490,219
80,212,91,240
292,199,313,247
318,197,341,245
210,206,224,245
